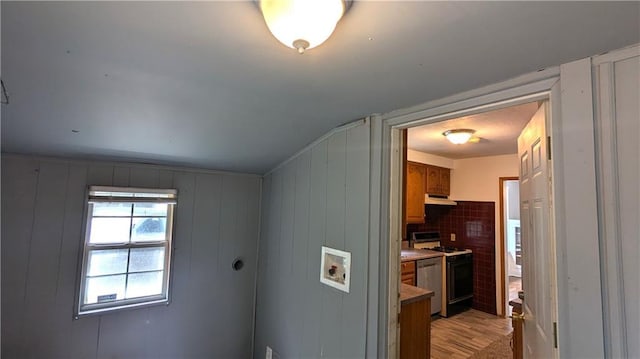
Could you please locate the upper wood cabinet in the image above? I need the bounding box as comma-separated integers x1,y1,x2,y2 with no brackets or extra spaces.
405,162,452,223
425,165,450,196
405,162,426,224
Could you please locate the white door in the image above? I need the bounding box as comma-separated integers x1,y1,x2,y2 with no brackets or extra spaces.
518,102,558,358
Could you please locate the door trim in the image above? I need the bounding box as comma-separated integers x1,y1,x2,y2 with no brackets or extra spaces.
371,58,605,358
499,176,519,317
379,76,559,357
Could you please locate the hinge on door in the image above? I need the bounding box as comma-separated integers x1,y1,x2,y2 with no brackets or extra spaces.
547,136,552,160
553,322,558,348
397,312,401,326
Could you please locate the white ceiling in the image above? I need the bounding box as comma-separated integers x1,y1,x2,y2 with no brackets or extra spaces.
408,101,540,159
2,1,638,174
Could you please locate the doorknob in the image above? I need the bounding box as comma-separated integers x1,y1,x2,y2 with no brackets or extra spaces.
510,312,525,321
518,291,524,300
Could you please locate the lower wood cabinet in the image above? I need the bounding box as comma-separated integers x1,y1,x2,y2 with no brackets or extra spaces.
400,294,431,359
401,261,416,286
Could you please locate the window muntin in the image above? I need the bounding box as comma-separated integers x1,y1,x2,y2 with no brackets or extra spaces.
76,186,176,317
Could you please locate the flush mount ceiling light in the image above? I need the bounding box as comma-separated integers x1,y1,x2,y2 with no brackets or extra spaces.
259,0,350,54
443,129,476,145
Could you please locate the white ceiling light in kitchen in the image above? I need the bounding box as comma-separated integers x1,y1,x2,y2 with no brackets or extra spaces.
443,129,476,145
259,0,349,54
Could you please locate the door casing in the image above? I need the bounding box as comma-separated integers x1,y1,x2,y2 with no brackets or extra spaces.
370,62,603,358
386,88,557,358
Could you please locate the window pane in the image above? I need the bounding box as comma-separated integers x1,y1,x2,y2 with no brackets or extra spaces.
133,203,168,217
79,187,177,315
131,218,166,242
125,271,163,299
129,247,165,272
84,274,126,304
92,202,132,217
89,218,131,244
87,249,129,276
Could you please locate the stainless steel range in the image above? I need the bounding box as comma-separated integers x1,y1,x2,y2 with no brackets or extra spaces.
411,231,473,317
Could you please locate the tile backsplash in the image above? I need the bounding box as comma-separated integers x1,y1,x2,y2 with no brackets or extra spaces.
407,201,497,315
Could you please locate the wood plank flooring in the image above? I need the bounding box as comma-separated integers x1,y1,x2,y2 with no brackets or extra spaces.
431,309,513,359
507,276,523,316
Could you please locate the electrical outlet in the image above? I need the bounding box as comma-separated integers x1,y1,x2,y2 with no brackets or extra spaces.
266,346,272,359
450,233,456,241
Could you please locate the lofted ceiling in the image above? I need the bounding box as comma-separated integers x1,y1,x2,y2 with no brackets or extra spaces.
408,102,540,159
2,1,638,174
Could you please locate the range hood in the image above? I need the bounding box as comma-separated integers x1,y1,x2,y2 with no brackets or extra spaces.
425,194,457,206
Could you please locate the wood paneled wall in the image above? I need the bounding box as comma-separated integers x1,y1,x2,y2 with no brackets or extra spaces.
593,48,639,358
253,121,370,358
1,155,261,358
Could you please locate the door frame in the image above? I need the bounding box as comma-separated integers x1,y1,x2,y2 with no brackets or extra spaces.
499,176,519,316
369,59,604,358
385,83,558,359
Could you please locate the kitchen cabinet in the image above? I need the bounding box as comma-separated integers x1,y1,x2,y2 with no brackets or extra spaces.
401,261,416,285
400,284,433,359
425,165,451,196
405,162,426,224
405,162,452,223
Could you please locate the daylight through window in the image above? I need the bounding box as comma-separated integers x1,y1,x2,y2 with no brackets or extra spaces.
75,186,177,317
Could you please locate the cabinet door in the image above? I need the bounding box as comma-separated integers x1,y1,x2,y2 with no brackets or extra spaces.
439,168,450,195
401,275,416,286
401,261,416,286
400,298,430,359
406,162,426,223
425,165,441,194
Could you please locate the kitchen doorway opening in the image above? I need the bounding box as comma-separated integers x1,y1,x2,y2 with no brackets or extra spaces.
499,177,521,316
384,83,561,358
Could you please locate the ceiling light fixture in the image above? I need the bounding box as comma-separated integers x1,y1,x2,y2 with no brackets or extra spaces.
443,129,476,145
259,0,350,54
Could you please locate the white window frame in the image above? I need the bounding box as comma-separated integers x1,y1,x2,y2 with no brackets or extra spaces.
74,186,177,318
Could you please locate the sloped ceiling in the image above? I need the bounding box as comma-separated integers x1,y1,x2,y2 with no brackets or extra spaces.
2,1,638,174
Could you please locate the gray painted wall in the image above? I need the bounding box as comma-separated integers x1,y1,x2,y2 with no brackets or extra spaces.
1,155,261,359
253,120,371,359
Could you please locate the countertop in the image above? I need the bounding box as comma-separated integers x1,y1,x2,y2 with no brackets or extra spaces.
400,283,434,305
401,249,444,262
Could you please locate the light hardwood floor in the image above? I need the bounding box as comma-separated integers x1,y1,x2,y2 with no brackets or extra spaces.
431,309,513,359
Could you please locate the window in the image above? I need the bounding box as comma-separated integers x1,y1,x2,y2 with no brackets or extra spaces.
75,186,177,317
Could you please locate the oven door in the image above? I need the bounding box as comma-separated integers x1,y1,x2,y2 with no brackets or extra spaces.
446,254,473,304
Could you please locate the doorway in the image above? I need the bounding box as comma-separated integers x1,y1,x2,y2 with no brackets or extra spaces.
389,93,560,358
500,177,521,314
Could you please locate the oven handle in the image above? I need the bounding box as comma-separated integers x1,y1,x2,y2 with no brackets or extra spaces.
449,294,473,305
447,262,453,300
